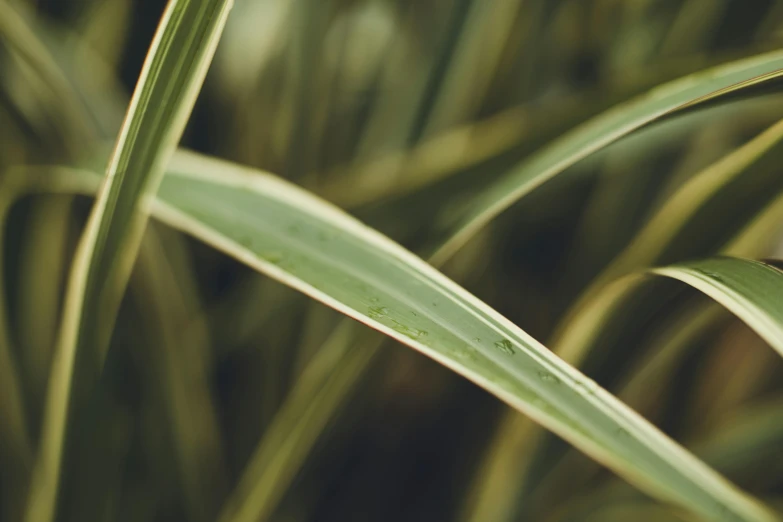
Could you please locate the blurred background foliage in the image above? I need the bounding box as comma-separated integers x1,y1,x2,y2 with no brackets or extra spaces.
1,0,783,521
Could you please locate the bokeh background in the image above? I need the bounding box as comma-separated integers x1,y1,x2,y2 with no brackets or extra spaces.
2,0,783,521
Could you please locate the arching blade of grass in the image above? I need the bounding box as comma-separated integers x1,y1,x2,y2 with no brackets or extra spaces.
316,51,783,214
651,257,783,357
24,2,233,522
157,151,782,520
155,153,778,522
431,49,783,265
4,150,780,521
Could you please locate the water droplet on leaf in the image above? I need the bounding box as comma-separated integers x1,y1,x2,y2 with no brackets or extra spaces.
574,378,599,396
368,306,389,319
494,339,515,355
537,370,560,383
390,320,428,340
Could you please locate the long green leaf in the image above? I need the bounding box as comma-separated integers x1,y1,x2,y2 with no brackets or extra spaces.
651,257,783,357
431,49,783,265
156,152,776,521
6,150,779,521
163,154,782,521
24,2,233,522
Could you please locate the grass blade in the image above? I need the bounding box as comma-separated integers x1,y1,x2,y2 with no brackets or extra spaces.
431,49,783,265
24,2,233,522
651,257,783,357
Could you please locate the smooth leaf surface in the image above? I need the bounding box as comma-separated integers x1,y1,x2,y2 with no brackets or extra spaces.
25,2,233,522
432,49,783,265
651,257,783,357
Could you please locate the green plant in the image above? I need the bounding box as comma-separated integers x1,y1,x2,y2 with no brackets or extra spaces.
1,1,782,521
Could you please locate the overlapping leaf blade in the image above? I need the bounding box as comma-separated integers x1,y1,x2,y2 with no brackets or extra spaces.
24,2,233,522
652,257,783,357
